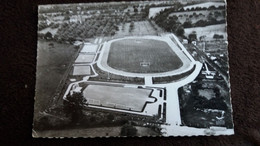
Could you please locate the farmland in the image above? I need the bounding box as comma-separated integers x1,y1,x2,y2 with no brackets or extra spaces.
114,21,163,37
184,24,227,40
169,10,225,24
183,2,225,10
107,38,183,73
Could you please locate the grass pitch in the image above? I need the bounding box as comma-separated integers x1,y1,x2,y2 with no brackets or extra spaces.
107,39,183,73
83,85,154,112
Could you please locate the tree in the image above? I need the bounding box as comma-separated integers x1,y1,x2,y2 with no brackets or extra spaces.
129,22,134,32
120,124,137,136
194,20,207,27
213,34,224,40
176,27,184,36
107,114,115,121
64,15,70,21
63,92,86,123
213,87,220,97
134,8,138,13
44,31,53,40
183,21,192,28
188,31,197,42
208,5,216,10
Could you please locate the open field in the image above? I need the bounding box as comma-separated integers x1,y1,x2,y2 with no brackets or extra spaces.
184,24,227,40
115,21,161,37
83,85,154,111
183,2,225,10
39,27,59,35
89,64,145,84
149,6,172,18
107,38,183,73
35,40,78,115
169,10,224,24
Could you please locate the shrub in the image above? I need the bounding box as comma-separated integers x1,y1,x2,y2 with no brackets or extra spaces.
120,124,138,136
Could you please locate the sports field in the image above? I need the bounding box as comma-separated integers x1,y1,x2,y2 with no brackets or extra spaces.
72,65,91,75
107,39,183,73
83,85,155,112
75,54,95,63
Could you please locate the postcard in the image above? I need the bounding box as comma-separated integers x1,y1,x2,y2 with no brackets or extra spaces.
33,0,234,137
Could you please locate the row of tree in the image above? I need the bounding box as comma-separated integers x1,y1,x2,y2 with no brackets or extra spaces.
153,12,185,36
178,5,225,12
54,16,119,42
183,18,226,28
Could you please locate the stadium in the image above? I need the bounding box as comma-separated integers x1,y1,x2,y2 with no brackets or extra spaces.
97,34,196,78
65,34,200,116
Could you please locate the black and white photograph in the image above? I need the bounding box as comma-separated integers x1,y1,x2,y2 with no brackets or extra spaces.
33,0,234,137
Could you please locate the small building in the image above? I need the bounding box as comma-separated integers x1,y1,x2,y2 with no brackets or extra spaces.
191,41,197,46
182,39,188,44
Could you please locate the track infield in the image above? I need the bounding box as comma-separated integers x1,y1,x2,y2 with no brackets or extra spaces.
107,38,183,73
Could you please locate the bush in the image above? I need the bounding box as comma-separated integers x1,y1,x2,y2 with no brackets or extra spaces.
213,34,224,40
176,27,184,36
44,31,53,40
183,21,192,28
120,124,137,136
33,114,71,130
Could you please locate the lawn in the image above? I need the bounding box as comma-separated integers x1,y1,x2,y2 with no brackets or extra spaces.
83,85,154,112
34,40,78,116
198,89,216,100
107,38,183,73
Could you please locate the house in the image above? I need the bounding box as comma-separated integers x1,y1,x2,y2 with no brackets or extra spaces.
182,39,188,44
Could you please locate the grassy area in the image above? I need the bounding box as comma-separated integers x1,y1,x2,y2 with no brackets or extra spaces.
39,27,59,35
184,24,227,40
83,85,153,112
152,65,196,84
183,2,225,10
34,125,159,137
169,10,224,24
89,64,144,84
35,126,122,137
34,40,78,116
108,38,183,73
149,6,172,18
115,21,161,38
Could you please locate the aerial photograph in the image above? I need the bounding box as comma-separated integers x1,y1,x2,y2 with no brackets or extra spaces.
33,0,234,137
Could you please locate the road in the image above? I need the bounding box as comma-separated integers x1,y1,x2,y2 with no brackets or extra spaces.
192,44,229,84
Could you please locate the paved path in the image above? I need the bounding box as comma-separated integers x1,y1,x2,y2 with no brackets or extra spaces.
144,76,153,86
